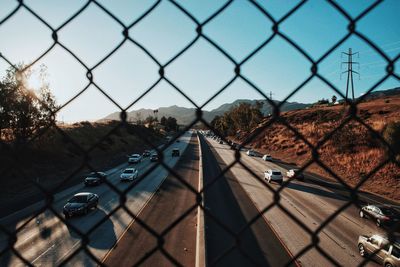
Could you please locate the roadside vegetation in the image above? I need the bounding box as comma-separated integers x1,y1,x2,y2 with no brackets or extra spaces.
210,101,264,136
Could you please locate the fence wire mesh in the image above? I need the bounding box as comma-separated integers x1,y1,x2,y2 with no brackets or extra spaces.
0,0,399,266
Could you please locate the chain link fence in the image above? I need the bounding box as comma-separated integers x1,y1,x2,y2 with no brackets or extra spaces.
0,0,399,266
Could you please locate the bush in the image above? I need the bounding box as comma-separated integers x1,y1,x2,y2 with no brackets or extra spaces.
382,121,400,158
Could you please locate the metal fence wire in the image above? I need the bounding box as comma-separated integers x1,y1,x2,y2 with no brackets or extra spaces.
0,0,399,266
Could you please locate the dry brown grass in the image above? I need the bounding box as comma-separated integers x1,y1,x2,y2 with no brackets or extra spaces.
238,95,400,201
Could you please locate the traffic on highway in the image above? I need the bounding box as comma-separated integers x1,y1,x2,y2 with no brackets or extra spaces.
203,131,399,267
1,130,399,267
0,132,192,266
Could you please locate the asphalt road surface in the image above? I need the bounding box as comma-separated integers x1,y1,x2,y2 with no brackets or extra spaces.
0,131,192,267
205,136,389,267
102,134,199,266
199,135,295,266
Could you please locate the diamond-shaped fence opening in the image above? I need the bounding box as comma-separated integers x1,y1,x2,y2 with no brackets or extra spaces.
0,0,399,266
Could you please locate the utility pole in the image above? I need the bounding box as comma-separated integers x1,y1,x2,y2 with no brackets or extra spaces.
341,48,359,102
269,91,274,101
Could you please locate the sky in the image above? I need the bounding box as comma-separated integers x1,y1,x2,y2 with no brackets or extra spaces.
0,0,399,123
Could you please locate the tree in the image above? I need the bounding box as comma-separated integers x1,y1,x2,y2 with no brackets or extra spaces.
0,65,57,144
209,102,263,137
165,117,178,132
160,116,167,126
135,112,142,125
332,95,337,104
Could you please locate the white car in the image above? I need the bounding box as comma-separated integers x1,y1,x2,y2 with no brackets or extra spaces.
264,169,283,184
128,154,142,164
286,169,305,180
247,150,256,156
120,168,139,181
262,154,272,161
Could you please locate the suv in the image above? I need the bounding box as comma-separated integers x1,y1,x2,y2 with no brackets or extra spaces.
172,148,180,157
264,169,283,184
358,234,400,267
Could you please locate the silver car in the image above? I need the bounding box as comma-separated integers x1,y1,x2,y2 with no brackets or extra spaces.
128,154,142,164
120,168,139,181
262,154,272,161
358,234,400,267
264,169,283,184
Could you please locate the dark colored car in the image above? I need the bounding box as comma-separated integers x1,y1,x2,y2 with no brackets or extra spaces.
172,148,180,157
84,172,107,186
150,153,159,162
63,192,99,218
360,204,400,227
142,150,151,157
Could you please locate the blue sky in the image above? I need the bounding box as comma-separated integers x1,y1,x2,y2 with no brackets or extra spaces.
0,0,399,122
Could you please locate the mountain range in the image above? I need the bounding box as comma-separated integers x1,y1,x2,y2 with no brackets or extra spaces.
101,87,400,125
101,99,310,125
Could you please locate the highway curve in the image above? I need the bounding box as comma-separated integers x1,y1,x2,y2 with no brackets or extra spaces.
102,134,199,266
199,135,295,266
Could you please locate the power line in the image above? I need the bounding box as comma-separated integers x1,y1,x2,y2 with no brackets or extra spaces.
341,48,360,101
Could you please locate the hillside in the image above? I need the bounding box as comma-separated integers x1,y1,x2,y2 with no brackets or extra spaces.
101,99,311,125
234,95,400,201
0,121,163,214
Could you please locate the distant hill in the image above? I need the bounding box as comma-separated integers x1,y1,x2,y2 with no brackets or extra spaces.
101,100,310,125
100,87,400,124
360,87,400,100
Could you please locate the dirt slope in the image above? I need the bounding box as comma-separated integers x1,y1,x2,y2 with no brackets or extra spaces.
235,96,400,201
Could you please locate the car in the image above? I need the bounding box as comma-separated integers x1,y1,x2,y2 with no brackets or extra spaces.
142,150,151,157
286,169,305,180
128,154,142,164
150,153,159,162
63,192,99,218
172,148,180,157
84,171,107,186
264,169,283,184
262,154,273,161
359,204,400,227
219,140,224,144
358,234,400,266
247,150,256,156
120,168,139,181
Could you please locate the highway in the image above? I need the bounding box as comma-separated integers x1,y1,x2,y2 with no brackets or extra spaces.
0,131,193,267
0,130,396,267
102,134,199,266
204,136,388,266
199,135,294,266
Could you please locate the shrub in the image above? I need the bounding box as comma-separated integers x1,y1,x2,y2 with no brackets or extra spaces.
382,121,400,159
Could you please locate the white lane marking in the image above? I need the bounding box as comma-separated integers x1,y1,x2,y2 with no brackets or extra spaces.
28,133,193,266
31,243,56,264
